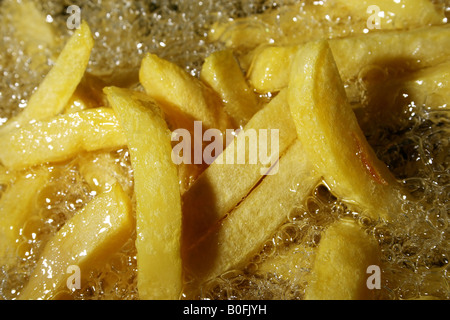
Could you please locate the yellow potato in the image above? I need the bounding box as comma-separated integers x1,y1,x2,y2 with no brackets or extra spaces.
184,140,321,287
0,168,51,267
19,183,134,300
63,73,107,114
209,0,445,51
200,49,261,127
139,53,232,132
0,108,127,171
305,218,381,300
249,25,450,94
182,89,297,249
288,40,402,221
104,86,183,300
0,21,94,133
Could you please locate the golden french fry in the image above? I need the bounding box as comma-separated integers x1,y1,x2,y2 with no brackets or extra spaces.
139,53,233,132
288,40,402,221
184,140,321,286
182,89,297,249
209,0,445,51
104,86,183,300
19,183,134,300
0,21,94,133
304,218,381,300
249,25,450,94
0,108,127,171
0,168,51,267
200,49,261,127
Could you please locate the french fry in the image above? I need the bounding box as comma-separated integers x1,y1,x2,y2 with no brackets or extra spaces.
0,21,94,133
0,108,127,171
248,25,450,94
184,141,321,286
200,49,261,127
288,40,402,221
0,168,51,268
19,183,134,300
182,89,297,249
104,86,183,300
209,0,445,51
139,53,232,132
304,218,381,300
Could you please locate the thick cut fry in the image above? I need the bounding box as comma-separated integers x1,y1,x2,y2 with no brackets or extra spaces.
249,25,450,94
104,86,182,300
0,21,94,133
0,168,50,267
184,141,321,286
200,49,261,127
304,218,381,300
139,53,232,132
209,0,445,51
182,90,297,250
288,40,402,221
19,183,133,300
0,108,127,171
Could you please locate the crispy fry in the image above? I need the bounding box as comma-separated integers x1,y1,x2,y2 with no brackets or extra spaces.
0,108,127,171
248,25,450,94
200,49,261,127
19,183,134,300
182,90,297,249
184,141,321,286
304,218,381,300
0,21,94,133
139,53,233,132
288,40,402,221
104,86,183,300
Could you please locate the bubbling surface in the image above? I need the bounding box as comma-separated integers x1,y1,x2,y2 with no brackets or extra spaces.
0,0,449,300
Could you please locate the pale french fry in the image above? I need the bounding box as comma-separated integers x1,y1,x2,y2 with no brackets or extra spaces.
288,40,402,221
0,168,51,267
248,25,450,94
0,21,94,133
19,183,134,300
139,53,233,132
209,0,445,51
0,108,127,171
184,141,321,286
304,218,381,300
104,86,183,300
182,90,297,249
200,49,261,127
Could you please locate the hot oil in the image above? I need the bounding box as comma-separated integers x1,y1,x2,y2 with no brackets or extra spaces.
0,0,449,300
